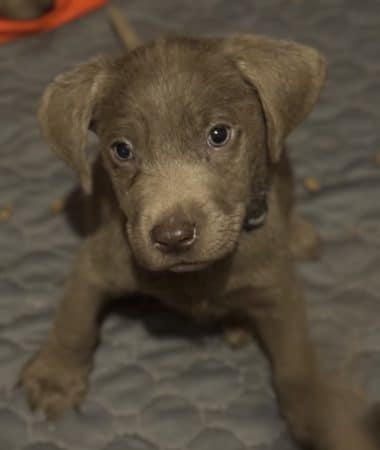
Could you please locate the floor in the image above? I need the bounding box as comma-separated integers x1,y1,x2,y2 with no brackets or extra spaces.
0,0,380,449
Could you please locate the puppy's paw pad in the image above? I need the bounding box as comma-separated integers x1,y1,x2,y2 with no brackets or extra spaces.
19,352,89,419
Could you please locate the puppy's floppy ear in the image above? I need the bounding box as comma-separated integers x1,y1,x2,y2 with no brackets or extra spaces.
224,35,327,163
38,57,111,193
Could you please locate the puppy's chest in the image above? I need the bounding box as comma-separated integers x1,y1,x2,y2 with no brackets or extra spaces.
138,256,258,321
164,294,228,323
141,277,227,322
146,275,254,323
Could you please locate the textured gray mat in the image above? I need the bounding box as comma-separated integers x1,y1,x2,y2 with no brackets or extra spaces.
1,1,380,449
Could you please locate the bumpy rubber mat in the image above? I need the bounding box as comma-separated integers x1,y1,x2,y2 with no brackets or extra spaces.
0,1,379,449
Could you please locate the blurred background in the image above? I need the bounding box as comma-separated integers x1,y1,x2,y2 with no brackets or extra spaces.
0,1,379,449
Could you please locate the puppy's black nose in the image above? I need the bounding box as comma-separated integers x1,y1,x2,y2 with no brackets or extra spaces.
151,213,196,253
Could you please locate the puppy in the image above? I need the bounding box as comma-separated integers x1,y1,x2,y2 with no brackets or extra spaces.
19,11,378,450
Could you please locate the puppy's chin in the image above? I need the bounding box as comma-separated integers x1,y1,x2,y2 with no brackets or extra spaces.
168,261,213,273
131,255,215,273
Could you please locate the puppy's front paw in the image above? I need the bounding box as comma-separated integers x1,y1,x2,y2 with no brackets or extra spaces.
19,350,90,419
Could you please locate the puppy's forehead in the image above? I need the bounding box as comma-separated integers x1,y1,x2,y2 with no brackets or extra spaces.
109,37,252,118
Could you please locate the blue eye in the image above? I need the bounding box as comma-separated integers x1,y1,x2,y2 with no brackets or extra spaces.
111,140,134,161
207,124,231,148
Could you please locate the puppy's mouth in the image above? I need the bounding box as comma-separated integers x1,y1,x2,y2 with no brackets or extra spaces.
168,261,211,273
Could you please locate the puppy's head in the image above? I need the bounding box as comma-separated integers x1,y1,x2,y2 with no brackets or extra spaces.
39,35,326,272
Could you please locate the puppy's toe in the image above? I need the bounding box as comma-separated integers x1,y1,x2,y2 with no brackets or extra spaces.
20,351,89,419
42,389,85,420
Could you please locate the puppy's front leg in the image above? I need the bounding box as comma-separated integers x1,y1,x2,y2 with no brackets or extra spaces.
20,227,134,419
243,268,376,450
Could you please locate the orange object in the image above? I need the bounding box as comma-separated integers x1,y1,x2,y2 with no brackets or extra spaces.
0,0,108,44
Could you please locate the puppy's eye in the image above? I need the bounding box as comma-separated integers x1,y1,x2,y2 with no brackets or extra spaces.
207,124,231,148
111,140,134,161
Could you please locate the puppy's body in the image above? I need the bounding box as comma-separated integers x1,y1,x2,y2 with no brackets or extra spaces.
20,32,378,450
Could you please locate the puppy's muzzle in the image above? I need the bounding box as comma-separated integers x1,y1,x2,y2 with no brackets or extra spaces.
151,211,197,253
